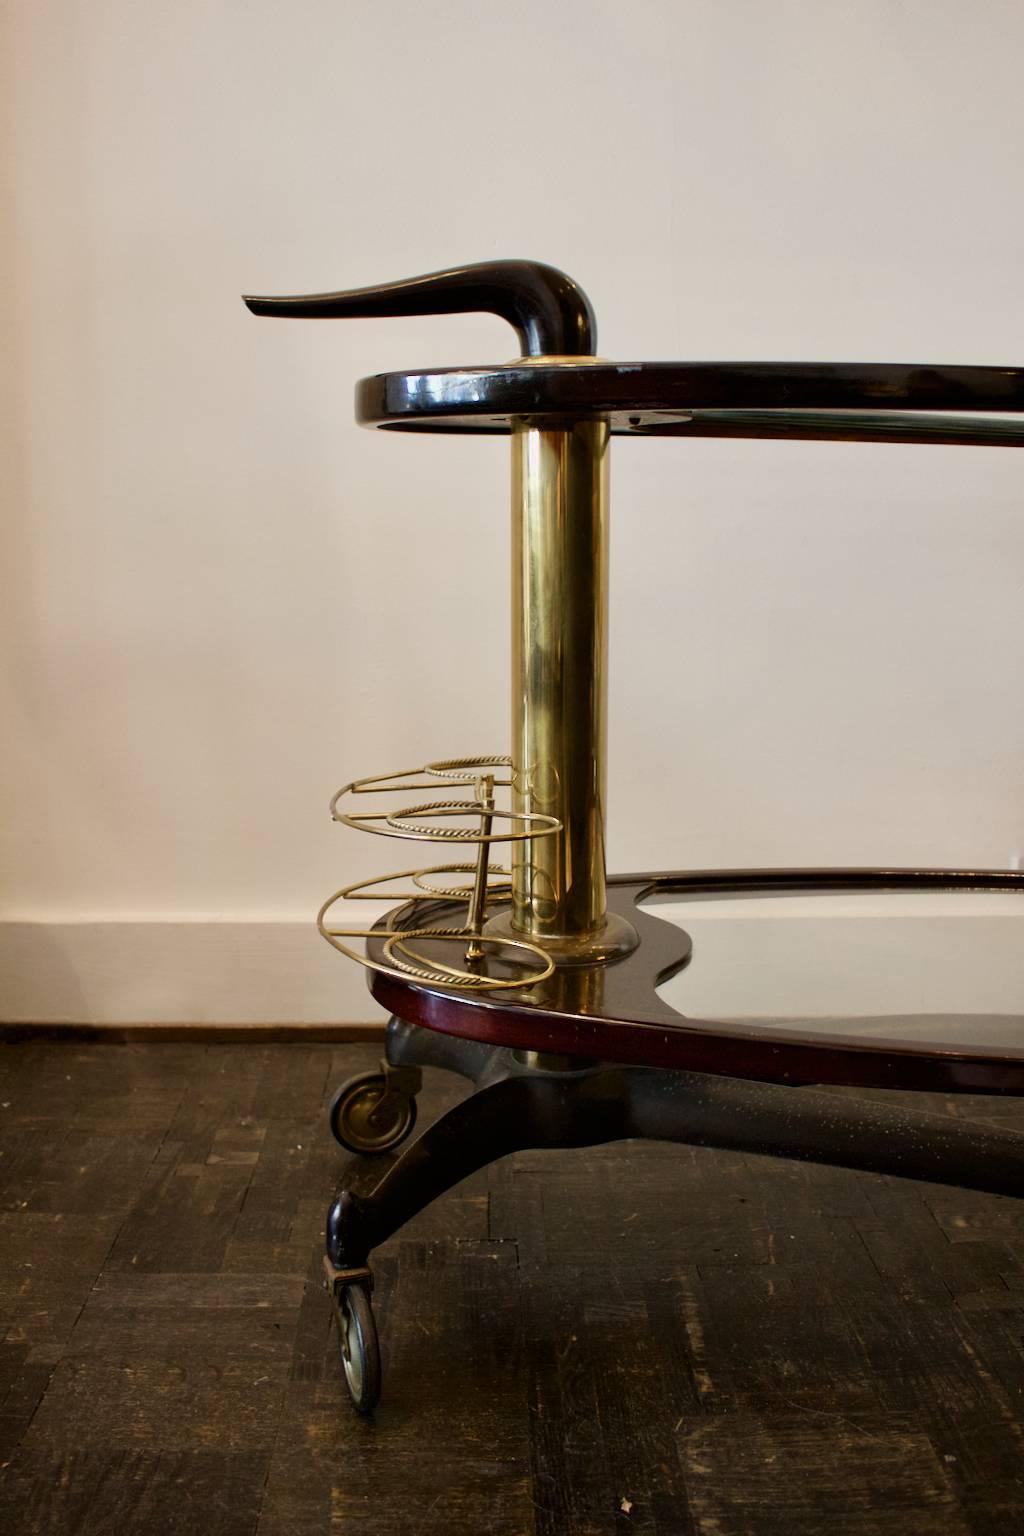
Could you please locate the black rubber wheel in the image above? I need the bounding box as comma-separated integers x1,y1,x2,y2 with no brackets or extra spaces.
333,1280,381,1414
329,1071,417,1154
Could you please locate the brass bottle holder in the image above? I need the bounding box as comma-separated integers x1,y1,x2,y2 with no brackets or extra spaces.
317,755,562,990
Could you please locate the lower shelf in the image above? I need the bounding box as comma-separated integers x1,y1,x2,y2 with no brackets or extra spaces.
368,868,1024,1094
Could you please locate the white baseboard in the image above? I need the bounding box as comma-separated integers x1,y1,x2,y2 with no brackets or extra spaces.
0,907,390,1025
1,893,1021,1027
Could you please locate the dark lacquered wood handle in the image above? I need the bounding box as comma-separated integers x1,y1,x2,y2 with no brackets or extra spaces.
243,258,596,357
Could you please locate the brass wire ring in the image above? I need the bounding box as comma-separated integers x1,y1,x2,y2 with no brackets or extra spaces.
318,890,554,990
411,863,512,898
424,755,513,786
382,930,554,986
335,865,512,902
383,800,559,843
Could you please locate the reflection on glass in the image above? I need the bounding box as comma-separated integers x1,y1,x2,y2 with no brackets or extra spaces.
640,888,1024,1050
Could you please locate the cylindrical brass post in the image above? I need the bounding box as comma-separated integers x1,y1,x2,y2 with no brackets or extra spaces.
503,417,634,962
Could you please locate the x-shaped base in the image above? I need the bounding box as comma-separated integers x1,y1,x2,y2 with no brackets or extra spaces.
325,1016,1024,1271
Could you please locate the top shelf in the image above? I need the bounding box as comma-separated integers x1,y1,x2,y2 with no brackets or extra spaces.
357,359,1024,444
244,261,1024,444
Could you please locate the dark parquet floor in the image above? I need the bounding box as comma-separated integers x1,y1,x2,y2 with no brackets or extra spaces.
2,1039,1024,1534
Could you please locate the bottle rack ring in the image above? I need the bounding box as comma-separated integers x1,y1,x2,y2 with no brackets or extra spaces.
382,801,559,843
317,896,555,991
423,754,513,783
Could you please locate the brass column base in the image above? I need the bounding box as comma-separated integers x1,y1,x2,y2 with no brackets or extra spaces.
485,907,639,968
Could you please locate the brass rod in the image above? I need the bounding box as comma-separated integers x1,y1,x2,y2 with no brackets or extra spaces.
509,418,610,943
465,775,495,959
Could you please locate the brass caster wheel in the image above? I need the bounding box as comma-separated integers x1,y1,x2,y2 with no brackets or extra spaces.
329,1069,418,1154
333,1279,381,1414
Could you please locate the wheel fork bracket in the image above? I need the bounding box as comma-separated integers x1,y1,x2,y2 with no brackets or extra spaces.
322,1254,374,1295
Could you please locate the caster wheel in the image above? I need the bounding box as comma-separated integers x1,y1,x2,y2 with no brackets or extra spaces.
329,1071,417,1154
333,1280,381,1414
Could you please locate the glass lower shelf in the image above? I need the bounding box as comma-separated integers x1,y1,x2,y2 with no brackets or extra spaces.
643,888,1024,1050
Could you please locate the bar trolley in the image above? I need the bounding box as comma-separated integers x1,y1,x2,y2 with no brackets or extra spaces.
246,260,1024,1412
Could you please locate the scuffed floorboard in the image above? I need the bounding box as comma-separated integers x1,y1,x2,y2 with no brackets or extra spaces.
1,1040,1023,1534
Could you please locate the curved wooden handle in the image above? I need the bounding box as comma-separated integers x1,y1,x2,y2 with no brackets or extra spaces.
243,258,596,357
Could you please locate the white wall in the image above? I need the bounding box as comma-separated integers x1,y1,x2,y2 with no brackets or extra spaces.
2,0,1022,1022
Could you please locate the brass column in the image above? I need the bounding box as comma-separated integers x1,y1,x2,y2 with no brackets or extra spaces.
506,417,635,961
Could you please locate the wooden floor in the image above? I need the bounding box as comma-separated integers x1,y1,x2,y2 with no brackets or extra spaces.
2,1041,1024,1535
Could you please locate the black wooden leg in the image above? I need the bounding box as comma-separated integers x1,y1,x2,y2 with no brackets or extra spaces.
327,1074,541,1267
385,1013,501,1086
325,1056,639,1266
623,1068,1024,1198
